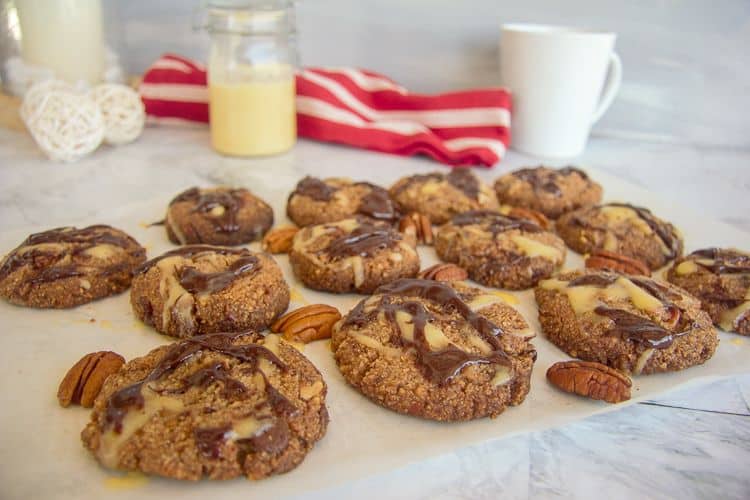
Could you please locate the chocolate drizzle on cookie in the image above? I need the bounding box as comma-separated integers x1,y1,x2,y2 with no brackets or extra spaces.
291,176,337,202
0,225,145,291
607,203,681,259
689,248,750,275
170,187,247,234
103,331,297,457
390,172,442,196
356,184,399,221
194,424,233,458
136,245,251,274
564,272,688,349
511,166,588,197
567,273,618,288
177,254,260,295
392,170,482,200
558,166,589,179
139,245,261,296
445,169,480,200
177,361,249,399
593,305,688,349
452,210,543,234
345,279,520,384
629,276,682,304
324,222,402,259
292,177,399,222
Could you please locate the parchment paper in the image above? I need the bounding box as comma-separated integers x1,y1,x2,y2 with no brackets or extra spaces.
1,168,748,499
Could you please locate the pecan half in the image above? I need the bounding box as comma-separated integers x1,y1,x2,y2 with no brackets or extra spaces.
585,250,650,276
57,351,125,408
506,206,551,230
262,226,299,254
270,304,342,343
546,360,631,404
398,212,433,245
418,263,468,281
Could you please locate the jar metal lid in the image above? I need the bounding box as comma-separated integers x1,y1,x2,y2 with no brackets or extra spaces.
196,0,296,36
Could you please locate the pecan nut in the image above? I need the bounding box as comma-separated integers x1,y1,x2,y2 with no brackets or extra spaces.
270,304,342,343
57,351,125,408
418,263,468,281
505,206,551,230
262,226,300,254
546,360,631,404
585,250,650,276
398,212,433,245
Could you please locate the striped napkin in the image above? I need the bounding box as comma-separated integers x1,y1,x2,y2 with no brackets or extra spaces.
139,54,511,167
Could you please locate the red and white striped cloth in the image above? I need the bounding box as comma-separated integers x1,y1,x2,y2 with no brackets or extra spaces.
139,54,512,167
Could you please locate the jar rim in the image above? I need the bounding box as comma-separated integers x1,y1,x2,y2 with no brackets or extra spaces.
206,0,292,9
198,0,296,36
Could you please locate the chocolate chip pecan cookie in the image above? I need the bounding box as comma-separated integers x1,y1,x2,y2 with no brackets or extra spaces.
130,246,289,338
556,203,683,270
389,169,499,224
665,248,750,335
332,279,536,421
289,217,419,294
535,270,718,374
493,166,602,219
165,187,273,246
0,225,146,308
435,210,566,289
287,176,399,227
81,331,328,480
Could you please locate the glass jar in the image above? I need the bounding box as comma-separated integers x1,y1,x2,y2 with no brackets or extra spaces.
200,0,298,157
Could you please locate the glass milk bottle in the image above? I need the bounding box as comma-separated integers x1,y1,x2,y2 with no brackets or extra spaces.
202,0,297,157
15,0,104,85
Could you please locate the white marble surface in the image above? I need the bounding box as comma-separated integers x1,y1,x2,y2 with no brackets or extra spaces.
0,126,749,499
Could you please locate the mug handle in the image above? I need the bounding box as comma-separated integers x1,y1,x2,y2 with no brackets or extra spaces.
591,52,622,124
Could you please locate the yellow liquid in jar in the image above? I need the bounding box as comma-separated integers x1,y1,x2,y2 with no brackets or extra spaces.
209,73,296,157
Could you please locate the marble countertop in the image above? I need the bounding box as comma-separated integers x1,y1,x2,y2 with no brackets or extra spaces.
0,126,748,499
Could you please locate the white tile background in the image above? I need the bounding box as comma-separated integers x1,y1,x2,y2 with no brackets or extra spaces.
108,0,750,149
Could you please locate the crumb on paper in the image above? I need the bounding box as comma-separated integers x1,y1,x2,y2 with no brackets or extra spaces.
103,471,148,490
290,287,309,305
89,318,96,323
731,338,744,345
132,320,150,333
490,290,519,305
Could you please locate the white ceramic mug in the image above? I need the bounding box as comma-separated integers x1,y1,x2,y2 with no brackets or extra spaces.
499,23,622,158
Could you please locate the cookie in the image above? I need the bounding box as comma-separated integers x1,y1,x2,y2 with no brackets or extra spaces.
388,169,499,224
289,217,419,294
535,270,718,374
665,248,750,335
555,203,683,270
493,166,602,219
130,246,289,338
435,210,566,289
0,225,146,308
287,176,399,227
331,278,536,421
164,187,273,246
81,331,328,480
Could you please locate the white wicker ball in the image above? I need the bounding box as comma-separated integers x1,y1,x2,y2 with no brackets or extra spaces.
21,80,104,163
19,79,75,126
89,83,145,145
